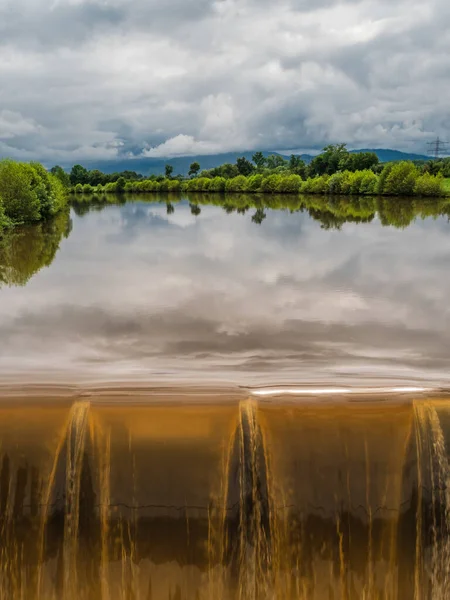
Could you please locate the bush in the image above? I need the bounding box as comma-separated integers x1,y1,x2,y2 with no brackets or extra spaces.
260,174,282,193
359,170,378,195
381,162,418,196
116,177,126,192
168,179,181,192
0,197,12,231
225,175,248,192
138,180,155,192
0,160,67,225
348,171,366,195
186,177,210,192
210,177,226,192
278,174,302,193
328,172,345,195
377,163,393,194
327,170,377,195
301,175,329,194
159,179,169,192
104,182,117,193
414,173,443,197
0,160,41,223
201,178,211,191
32,163,67,216
246,174,263,192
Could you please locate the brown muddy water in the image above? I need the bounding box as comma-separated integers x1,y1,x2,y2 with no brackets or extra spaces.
2,196,450,598
0,388,450,599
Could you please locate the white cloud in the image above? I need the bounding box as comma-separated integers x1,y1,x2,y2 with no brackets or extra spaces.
142,135,223,158
0,110,43,139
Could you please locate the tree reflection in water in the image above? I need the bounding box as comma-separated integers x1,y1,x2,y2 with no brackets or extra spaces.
0,208,72,287
2,194,450,288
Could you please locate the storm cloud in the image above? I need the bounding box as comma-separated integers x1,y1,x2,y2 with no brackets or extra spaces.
0,0,448,162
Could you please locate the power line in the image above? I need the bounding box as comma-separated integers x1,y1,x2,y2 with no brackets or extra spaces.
427,137,449,160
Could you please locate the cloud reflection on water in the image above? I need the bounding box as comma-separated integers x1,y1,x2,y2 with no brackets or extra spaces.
1,199,450,387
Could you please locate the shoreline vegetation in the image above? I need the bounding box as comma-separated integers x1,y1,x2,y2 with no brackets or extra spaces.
1,144,450,234
72,166,445,198
0,159,68,233
68,145,448,199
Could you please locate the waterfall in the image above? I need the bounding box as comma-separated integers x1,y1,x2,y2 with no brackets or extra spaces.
0,392,448,599
414,402,450,599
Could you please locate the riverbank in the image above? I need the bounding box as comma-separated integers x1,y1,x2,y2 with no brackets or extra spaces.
71,162,446,197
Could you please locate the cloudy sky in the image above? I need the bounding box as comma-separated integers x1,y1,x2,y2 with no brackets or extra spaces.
0,0,448,162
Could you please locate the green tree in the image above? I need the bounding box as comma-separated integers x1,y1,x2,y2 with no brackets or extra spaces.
266,154,287,170
309,144,349,176
261,174,282,193
70,164,89,186
0,198,11,231
88,169,105,186
0,160,41,223
288,155,307,177
278,174,302,193
188,162,201,177
350,152,379,172
414,173,443,197
220,163,239,179
236,157,255,176
252,152,266,169
50,165,70,189
381,162,418,196
246,174,263,192
225,175,248,192
165,164,174,179
116,177,126,193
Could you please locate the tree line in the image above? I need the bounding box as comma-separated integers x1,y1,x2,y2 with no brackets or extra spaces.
72,161,444,197
66,145,446,198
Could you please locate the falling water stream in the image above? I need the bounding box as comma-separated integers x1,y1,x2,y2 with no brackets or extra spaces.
0,389,449,599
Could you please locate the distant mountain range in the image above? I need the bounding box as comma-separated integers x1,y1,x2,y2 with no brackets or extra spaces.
59,148,431,176
349,149,430,163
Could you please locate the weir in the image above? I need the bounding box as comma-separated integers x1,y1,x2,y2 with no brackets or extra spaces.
0,390,449,599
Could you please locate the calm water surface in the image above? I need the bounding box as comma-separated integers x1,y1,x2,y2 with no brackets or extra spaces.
1,195,450,387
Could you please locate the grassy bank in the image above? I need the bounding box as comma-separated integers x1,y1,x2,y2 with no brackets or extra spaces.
0,160,68,234
442,178,450,194
71,162,446,198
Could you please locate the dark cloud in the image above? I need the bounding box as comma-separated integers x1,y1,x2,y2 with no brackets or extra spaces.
0,0,447,161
